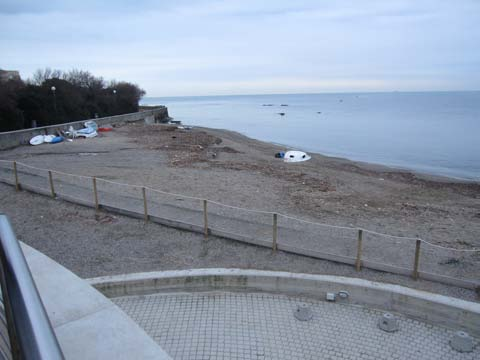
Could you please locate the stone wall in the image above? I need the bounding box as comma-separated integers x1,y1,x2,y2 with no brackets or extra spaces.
0,107,169,150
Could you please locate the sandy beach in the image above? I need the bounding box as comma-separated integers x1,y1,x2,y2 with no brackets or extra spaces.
0,123,479,299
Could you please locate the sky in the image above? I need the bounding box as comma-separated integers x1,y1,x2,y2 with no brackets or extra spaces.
1,0,479,96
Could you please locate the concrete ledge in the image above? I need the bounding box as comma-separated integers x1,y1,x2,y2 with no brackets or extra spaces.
22,244,171,359
88,268,480,337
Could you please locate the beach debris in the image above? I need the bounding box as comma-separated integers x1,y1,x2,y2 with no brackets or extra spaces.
65,126,76,138
29,135,45,146
439,257,461,266
275,152,285,159
278,112,286,116
95,214,118,224
283,150,311,163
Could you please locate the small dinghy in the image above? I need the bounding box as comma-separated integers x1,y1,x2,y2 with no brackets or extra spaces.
76,127,96,135
43,135,56,143
29,135,45,146
50,136,64,144
76,131,97,138
283,150,311,163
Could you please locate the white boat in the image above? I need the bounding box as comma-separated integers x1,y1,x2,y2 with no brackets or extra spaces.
29,135,45,146
76,131,98,138
43,135,56,143
283,150,311,163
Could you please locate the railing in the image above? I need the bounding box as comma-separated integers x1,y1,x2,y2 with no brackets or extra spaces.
0,214,64,359
0,160,479,291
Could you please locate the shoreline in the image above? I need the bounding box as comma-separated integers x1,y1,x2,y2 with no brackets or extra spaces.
200,126,480,186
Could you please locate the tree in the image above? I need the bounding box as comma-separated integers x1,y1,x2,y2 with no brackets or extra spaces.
30,68,62,85
109,81,146,115
0,78,25,131
0,68,146,131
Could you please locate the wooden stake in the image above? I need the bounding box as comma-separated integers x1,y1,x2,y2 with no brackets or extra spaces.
13,161,19,192
355,229,363,271
142,187,148,222
272,213,278,252
203,200,208,239
92,177,99,211
413,239,421,280
48,171,55,198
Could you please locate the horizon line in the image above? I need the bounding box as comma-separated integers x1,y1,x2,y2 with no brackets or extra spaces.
142,89,480,99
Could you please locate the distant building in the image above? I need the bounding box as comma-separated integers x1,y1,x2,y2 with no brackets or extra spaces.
0,70,21,82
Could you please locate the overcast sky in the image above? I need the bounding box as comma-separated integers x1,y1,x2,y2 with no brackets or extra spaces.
1,0,479,96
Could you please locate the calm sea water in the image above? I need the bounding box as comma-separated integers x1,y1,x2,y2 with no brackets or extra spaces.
141,92,480,180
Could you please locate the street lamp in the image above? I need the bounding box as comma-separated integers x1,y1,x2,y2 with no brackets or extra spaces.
51,86,57,121
112,89,117,115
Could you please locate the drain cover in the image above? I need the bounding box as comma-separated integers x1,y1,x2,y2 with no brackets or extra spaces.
378,312,399,332
450,331,474,353
294,304,313,321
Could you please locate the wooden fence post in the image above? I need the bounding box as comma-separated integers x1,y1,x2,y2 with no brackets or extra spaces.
203,200,208,239
13,161,19,192
92,177,99,211
413,239,421,280
48,171,55,198
272,213,278,252
355,229,363,271
142,187,148,222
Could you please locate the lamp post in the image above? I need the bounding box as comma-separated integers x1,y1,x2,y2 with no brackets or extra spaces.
113,89,117,115
51,86,57,121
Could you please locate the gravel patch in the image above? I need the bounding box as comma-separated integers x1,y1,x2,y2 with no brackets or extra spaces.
1,182,477,302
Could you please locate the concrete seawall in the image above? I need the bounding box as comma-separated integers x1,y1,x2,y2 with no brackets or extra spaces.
0,106,169,150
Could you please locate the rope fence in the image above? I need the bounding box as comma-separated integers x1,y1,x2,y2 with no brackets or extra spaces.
0,159,478,290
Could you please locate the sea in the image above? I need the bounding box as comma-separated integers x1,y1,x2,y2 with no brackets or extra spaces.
141,92,480,181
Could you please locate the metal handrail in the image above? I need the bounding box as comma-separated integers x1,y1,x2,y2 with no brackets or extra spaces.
0,215,64,359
